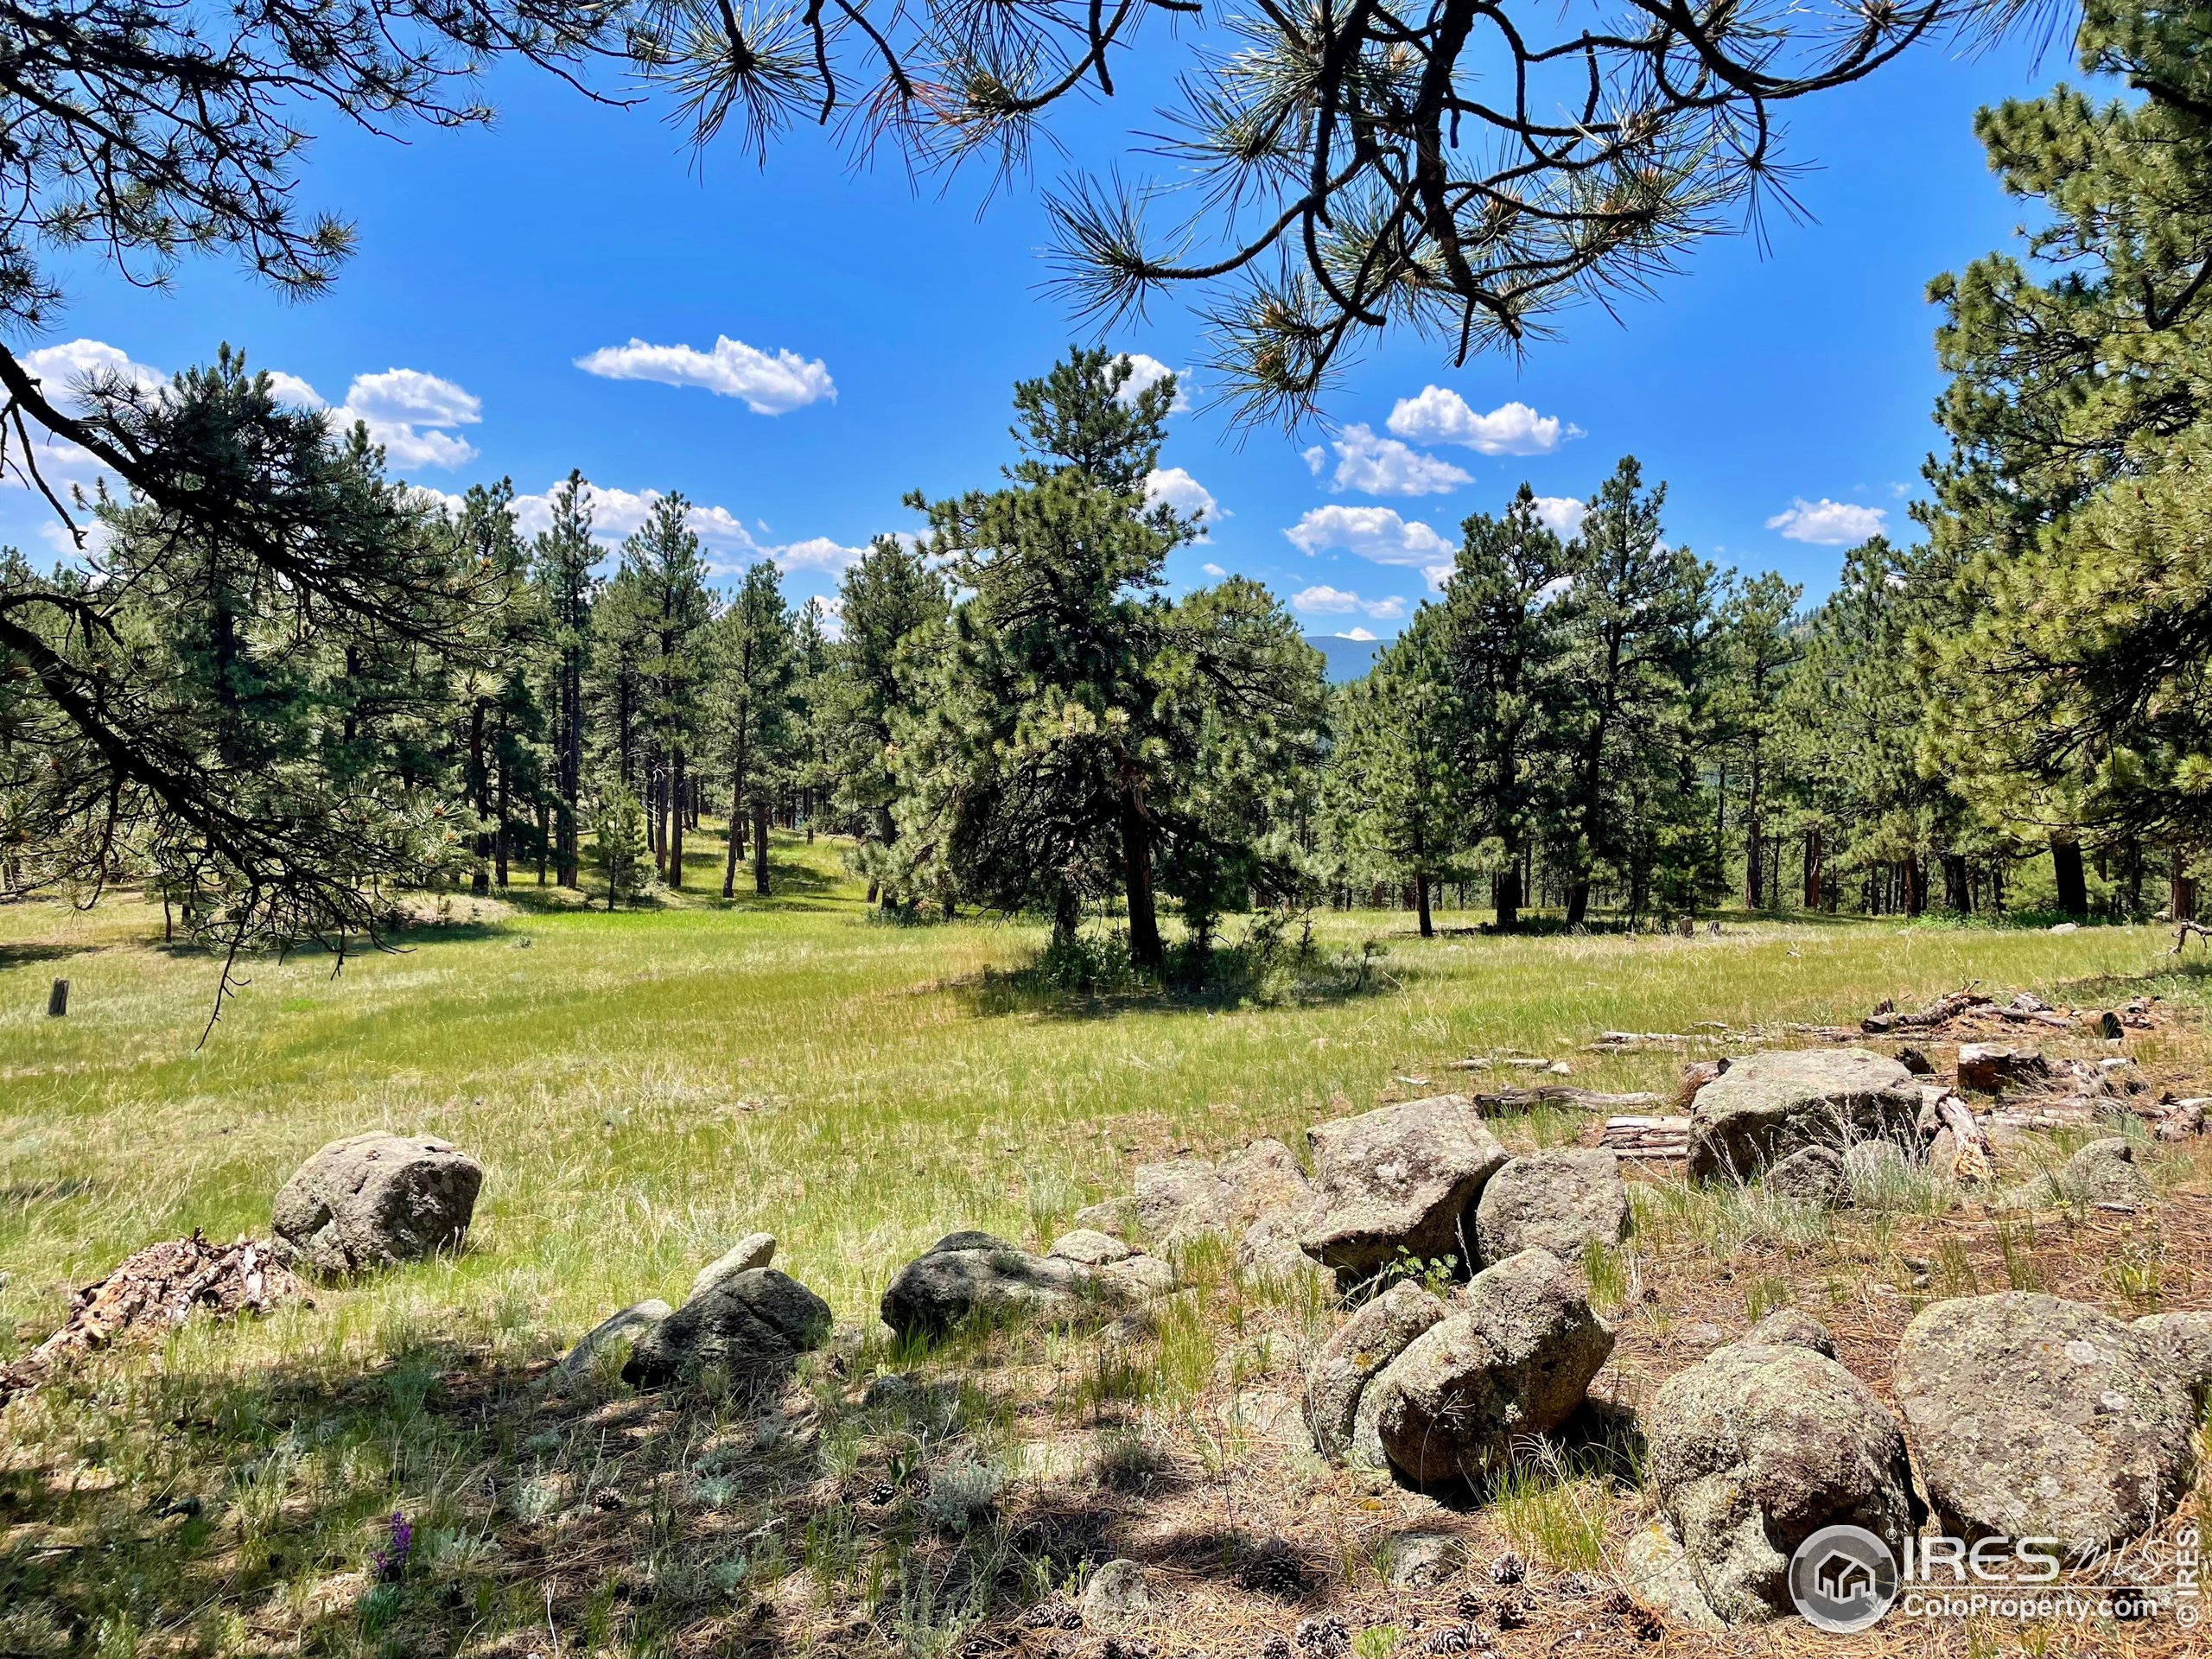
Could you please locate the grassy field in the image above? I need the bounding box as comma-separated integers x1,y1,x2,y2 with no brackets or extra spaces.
1,834,2207,1658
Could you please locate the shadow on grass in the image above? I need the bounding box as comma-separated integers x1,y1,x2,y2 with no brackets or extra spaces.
0,940,102,972
953,957,1413,1024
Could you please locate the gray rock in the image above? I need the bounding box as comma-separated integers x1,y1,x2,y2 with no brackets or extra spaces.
2060,1137,2157,1210
1648,1312,1919,1625
1368,1249,1614,1486
1299,1096,1508,1276
1893,1292,2196,1558
624,1268,832,1387
1685,1049,1920,1183
1094,1254,1177,1304
1620,1522,1725,1632
1080,1559,1150,1627
1380,1529,1468,1587
879,1233,1090,1339
1048,1229,1134,1266
1133,1137,1314,1246
690,1232,776,1300
1764,1145,1851,1208
270,1131,484,1276
2133,1312,2212,1402
1302,1281,1449,1465
556,1300,672,1378
1071,1194,1139,1237
1235,1213,1334,1293
1742,1306,1838,1358
1472,1148,1629,1268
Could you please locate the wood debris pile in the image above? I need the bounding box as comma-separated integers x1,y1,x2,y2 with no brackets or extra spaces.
1860,985,2161,1040
0,1232,309,1407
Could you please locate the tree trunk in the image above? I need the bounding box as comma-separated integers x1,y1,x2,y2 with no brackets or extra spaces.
557,651,582,887
667,747,686,891
723,771,744,899
1120,785,1164,972
468,700,490,895
2171,849,2199,923
752,798,772,895
1494,861,1522,931
1415,876,1433,938
2051,835,2089,918
1941,851,1970,913
1565,880,1591,927
1052,887,1080,949
1744,756,1764,910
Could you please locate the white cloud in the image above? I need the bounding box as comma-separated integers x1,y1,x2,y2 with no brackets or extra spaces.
506,480,867,576
1284,505,1453,566
1315,424,1471,497
1291,584,1407,620
1338,626,1378,642
1386,388,1581,455
1532,494,1586,538
19,339,167,403
772,535,868,574
264,371,326,409
1766,497,1886,546
1117,353,1192,413
1200,561,1227,577
1535,574,1573,607
575,334,835,415
1144,466,1221,521
331,368,481,471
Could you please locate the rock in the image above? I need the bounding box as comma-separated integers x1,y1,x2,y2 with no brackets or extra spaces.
1380,1529,1468,1587
1235,1213,1334,1293
2050,921,2080,934
1958,1044,2051,1095
1764,1145,1851,1208
1471,1148,1629,1268
1368,1249,1614,1486
1684,1049,1920,1184
1743,1305,1838,1357
879,1233,1090,1339
1893,1293,2196,1558
2133,1312,2212,1402
1648,1311,1919,1624
1302,1281,1449,1465
556,1300,672,1378
1897,1046,1934,1076
690,1233,776,1301
2060,1137,2157,1210
1048,1229,1134,1266
1133,1137,1313,1247
623,1268,832,1387
1080,1559,1151,1627
1094,1254,1176,1304
1071,1194,1139,1237
1621,1522,1726,1632
1299,1096,1508,1277
270,1132,484,1276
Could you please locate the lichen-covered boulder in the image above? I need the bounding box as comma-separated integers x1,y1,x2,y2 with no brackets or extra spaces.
1367,1249,1613,1486
2134,1311,2212,1404
1472,1148,1629,1268
1764,1145,1851,1208
1893,1293,2196,1558
1132,1137,1315,1246
691,1233,776,1300
270,1132,483,1277
1047,1229,1133,1266
1647,1310,1918,1625
556,1300,671,1379
1299,1096,1508,1277
623,1268,831,1386
880,1233,1090,1339
2058,1137,2157,1210
1303,1281,1449,1465
1685,1050,1920,1183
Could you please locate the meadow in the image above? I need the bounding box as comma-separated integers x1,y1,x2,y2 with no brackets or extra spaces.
1,835,2207,1658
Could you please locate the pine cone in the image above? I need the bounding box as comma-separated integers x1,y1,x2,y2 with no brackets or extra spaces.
1489,1552,1526,1586
1295,1614,1350,1656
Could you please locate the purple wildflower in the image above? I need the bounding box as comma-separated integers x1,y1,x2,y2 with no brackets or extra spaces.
372,1510,412,1582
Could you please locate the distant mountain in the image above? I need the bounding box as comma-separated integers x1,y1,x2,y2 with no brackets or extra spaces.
1306,633,1382,683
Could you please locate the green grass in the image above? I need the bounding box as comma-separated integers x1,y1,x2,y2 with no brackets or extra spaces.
3,836,2208,1656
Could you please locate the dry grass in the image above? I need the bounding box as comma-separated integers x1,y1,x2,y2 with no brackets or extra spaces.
0,836,2208,1656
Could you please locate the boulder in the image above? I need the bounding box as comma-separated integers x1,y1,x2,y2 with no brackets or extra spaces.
1368,1249,1613,1486
1764,1145,1850,1208
1621,1522,1726,1632
1471,1148,1629,1268
1048,1229,1133,1266
1071,1194,1139,1238
690,1233,776,1300
1080,1559,1151,1627
556,1300,671,1379
1235,1214,1333,1294
1647,1310,1919,1625
1957,1044,2051,1095
1380,1530,1469,1587
2059,1137,2156,1210
270,1132,484,1276
1093,1254,1176,1303
2133,1312,2212,1402
1132,1137,1314,1246
1303,1281,1449,1465
1893,1293,2196,1558
624,1268,832,1386
1685,1049,1920,1183
880,1233,1090,1339
1300,1096,1508,1276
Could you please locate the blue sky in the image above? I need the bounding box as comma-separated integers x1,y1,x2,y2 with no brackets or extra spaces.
3,26,2073,642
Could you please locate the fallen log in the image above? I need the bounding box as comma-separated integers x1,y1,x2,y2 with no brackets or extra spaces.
2173,920,2212,956
1929,1090,1994,1185
1600,1115,1691,1159
1863,986,1996,1035
1473,1087,1663,1116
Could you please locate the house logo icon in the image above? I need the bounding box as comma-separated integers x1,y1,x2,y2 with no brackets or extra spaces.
1789,1525,1901,1632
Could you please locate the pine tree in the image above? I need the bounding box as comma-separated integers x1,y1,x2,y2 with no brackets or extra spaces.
590,781,652,909
533,473,598,888
706,562,796,899
619,497,711,890
1321,616,1459,938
